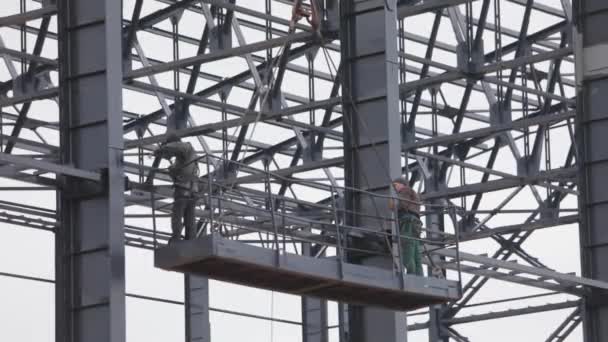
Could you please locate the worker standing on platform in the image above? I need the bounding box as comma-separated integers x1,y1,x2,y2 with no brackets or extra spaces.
389,177,423,276
154,135,200,244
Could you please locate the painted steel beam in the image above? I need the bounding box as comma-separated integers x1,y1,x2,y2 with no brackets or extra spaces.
302,243,329,342
398,0,479,18
438,249,608,291
136,0,198,30
124,31,315,80
4,17,560,129
484,20,568,63
422,167,577,200
4,15,52,154
54,2,126,342
574,2,608,341
460,214,579,242
405,110,575,150
341,1,406,342
446,301,580,325
222,157,343,185
507,0,567,18
0,5,57,27
545,307,582,342
0,153,100,181
124,96,341,149
122,40,319,133
0,86,58,107
411,150,578,196
446,158,577,316
400,47,574,99
0,47,57,66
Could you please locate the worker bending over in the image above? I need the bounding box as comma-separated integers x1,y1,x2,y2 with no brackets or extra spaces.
154,137,200,244
389,177,423,276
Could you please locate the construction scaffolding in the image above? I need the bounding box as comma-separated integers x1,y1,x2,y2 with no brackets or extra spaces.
0,0,607,342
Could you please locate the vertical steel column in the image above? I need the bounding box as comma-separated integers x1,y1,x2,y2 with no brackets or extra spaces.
574,1,608,342
185,227,211,342
55,1,126,342
302,244,328,342
341,1,405,342
180,12,211,340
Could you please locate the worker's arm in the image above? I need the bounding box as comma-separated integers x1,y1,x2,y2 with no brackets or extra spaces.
388,195,397,210
154,142,188,159
390,182,405,211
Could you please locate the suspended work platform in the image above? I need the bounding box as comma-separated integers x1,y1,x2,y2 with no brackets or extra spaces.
155,234,461,311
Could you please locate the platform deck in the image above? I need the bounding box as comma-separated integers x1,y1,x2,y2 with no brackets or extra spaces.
155,234,461,311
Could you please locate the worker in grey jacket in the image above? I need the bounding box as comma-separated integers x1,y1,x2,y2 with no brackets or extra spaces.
154,139,200,243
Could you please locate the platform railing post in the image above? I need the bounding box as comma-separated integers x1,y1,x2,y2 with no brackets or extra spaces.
281,200,287,253
214,156,223,237
206,156,214,233
392,197,405,290
331,186,344,279
151,189,157,249
137,129,144,184
264,159,280,266
453,206,463,294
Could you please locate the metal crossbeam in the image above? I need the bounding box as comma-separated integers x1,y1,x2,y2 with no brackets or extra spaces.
398,0,479,18
0,1,592,341
125,31,315,80
437,249,608,292
0,5,56,27
0,153,100,181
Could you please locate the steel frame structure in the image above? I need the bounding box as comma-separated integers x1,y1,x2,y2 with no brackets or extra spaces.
0,0,607,341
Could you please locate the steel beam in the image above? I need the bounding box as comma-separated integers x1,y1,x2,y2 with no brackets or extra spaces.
124,31,315,80
405,110,575,150
0,5,56,27
574,1,608,341
422,167,576,200
302,243,329,342
223,157,343,185
446,301,580,325
124,96,341,149
437,249,608,291
460,214,579,242
341,1,405,342
545,307,582,342
0,1,585,341
54,2,126,342
0,153,100,181
398,0,478,19
4,14,52,154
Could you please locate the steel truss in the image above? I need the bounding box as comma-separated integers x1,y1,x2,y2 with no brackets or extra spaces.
0,0,606,341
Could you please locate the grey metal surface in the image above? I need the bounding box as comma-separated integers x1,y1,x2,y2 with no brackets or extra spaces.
302,243,329,342
185,221,211,342
155,233,460,311
340,1,406,341
0,0,602,341
54,1,126,342
574,1,608,341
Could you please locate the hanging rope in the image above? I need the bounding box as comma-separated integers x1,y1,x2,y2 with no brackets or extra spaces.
269,290,275,342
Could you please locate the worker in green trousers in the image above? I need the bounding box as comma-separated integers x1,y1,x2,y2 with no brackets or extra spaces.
390,177,423,276
398,211,423,276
